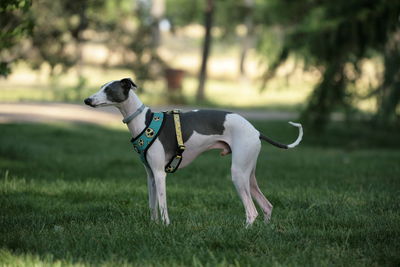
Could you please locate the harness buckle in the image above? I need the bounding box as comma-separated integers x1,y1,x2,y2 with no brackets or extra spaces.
165,154,183,173
177,145,186,154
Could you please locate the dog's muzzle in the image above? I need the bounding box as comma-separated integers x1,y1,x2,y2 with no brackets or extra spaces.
84,98,95,107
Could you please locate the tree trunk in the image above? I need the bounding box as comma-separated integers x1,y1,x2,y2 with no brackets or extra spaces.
197,0,214,102
375,28,400,125
151,0,165,48
72,2,88,101
239,0,254,77
302,60,345,131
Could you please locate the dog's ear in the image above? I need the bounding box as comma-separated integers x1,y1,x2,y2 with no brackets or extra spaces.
120,78,137,91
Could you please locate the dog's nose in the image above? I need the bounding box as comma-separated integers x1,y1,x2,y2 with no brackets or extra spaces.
84,98,92,106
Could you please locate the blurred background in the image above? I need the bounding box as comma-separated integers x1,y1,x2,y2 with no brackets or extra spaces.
0,0,399,129
1,2,400,265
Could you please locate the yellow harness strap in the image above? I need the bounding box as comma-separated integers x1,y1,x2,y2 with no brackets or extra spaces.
165,109,185,173
173,110,185,150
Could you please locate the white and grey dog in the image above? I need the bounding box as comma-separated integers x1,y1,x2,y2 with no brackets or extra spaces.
84,78,303,226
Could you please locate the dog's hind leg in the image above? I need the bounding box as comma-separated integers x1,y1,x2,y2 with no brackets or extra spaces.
232,169,258,227
145,167,158,221
230,140,260,226
250,168,273,223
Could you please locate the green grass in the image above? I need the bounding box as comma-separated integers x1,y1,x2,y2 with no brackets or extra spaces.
0,121,399,266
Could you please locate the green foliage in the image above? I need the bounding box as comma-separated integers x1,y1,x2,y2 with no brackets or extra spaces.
27,0,104,74
166,0,204,27
258,0,400,128
2,0,399,125
0,121,399,265
0,0,33,77
21,0,166,90
166,0,249,37
127,0,166,85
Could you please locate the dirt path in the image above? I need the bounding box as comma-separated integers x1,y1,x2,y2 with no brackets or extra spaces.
0,102,297,125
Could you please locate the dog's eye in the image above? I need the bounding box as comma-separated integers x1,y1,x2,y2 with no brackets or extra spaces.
104,86,116,96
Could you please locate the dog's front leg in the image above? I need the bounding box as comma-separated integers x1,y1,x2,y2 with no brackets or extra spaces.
153,170,170,225
145,167,158,221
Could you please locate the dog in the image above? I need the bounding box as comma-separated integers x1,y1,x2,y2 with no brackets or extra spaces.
84,78,303,226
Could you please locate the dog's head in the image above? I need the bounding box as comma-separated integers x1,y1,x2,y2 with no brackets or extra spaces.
84,78,137,108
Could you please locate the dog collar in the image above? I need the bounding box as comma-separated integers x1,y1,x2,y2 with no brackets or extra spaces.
122,104,146,124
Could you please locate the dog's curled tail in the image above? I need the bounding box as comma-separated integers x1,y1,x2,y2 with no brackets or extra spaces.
259,121,303,149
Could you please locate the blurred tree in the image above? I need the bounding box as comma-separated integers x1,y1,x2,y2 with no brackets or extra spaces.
166,0,251,100
89,0,134,68
20,0,166,95
25,0,104,100
375,29,400,125
0,0,33,77
166,0,247,36
89,0,165,88
165,0,203,27
258,0,400,128
239,0,255,77
27,1,88,75
150,0,165,48
130,0,166,86
197,0,215,102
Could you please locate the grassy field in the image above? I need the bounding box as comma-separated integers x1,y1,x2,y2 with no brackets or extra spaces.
0,120,399,266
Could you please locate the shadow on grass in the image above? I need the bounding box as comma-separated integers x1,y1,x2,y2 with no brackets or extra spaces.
0,122,145,182
1,121,399,182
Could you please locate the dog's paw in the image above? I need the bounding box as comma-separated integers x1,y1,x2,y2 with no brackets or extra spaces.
264,214,271,224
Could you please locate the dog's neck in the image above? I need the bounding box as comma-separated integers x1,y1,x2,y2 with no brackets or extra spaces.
118,91,148,138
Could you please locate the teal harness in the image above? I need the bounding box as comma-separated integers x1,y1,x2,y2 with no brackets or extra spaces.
129,108,185,173
131,112,165,167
